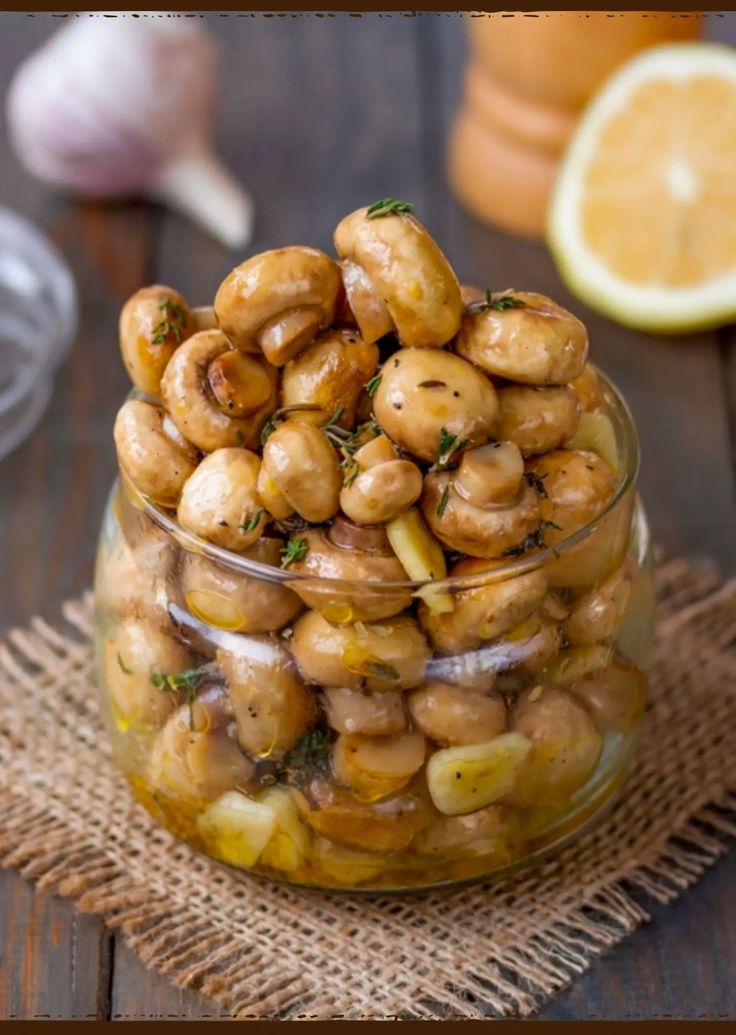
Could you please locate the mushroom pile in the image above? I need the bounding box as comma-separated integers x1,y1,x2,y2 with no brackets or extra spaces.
101,199,645,888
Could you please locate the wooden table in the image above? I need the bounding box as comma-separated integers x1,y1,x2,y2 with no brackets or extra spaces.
0,13,734,1021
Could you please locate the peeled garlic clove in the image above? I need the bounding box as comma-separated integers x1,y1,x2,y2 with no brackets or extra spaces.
6,19,252,249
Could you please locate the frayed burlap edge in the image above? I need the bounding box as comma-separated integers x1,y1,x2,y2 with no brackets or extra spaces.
0,556,734,1019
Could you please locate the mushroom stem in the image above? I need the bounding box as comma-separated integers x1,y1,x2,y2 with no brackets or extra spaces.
154,148,253,250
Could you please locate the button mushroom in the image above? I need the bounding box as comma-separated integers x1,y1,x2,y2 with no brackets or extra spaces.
281,327,379,426
339,434,423,525
332,730,427,801
177,448,267,551
96,526,176,633
372,348,499,462
408,683,507,746
217,634,316,760
497,385,581,457
563,560,634,646
528,449,617,545
160,330,278,452
114,398,198,507
569,363,606,412
179,539,303,634
422,442,541,558
569,658,647,736
259,420,341,523
322,686,407,736
214,246,342,366
455,291,589,385
334,205,463,348
290,611,430,692
418,557,547,653
413,803,517,860
118,285,192,396
509,685,603,807
284,520,413,622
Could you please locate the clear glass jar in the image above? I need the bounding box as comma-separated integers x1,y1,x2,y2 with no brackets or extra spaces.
95,372,653,891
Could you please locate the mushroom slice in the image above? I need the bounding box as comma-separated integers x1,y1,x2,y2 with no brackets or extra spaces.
334,206,463,348
161,330,278,452
177,448,267,551
455,291,589,385
408,683,507,746
119,284,192,396
373,348,498,462
290,611,430,692
217,633,316,760
281,327,379,426
426,733,532,816
114,398,198,507
214,246,342,366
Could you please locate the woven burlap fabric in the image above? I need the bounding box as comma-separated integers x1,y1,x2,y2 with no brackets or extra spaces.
0,557,734,1020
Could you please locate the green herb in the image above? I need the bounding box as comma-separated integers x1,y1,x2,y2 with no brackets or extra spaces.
260,404,323,446
150,667,204,729
235,428,245,447
470,289,526,315
364,659,400,682
278,729,334,781
116,651,133,675
436,484,450,518
240,509,264,534
523,471,548,498
366,198,414,219
151,298,186,344
281,537,309,569
434,427,468,468
501,520,562,558
364,372,382,397
340,456,361,486
321,407,360,453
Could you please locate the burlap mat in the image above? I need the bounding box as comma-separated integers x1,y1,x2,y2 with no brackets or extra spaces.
0,556,734,1020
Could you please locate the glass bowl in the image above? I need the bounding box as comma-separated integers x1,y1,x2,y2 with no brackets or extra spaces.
94,371,654,891
0,207,78,460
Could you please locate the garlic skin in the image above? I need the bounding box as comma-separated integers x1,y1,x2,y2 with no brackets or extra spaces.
6,17,252,249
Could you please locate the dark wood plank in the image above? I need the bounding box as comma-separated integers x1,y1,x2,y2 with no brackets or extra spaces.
0,870,111,1020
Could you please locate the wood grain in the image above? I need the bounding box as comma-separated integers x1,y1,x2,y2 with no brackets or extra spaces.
0,11,733,1021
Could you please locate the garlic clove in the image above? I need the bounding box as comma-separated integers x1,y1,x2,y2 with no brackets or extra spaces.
6,17,253,249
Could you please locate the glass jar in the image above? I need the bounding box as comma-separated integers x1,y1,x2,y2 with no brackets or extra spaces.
95,371,653,891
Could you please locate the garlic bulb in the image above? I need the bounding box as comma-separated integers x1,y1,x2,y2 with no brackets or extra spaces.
6,17,252,249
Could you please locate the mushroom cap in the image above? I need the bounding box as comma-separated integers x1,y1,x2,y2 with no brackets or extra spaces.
161,330,278,453
118,284,192,397
214,246,342,366
261,420,341,523
340,457,423,526
527,449,617,545
334,207,463,348
281,327,379,426
323,686,408,736
177,448,266,550
373,348,499,461
113,398,197,507
286,527,413,622
497,385,581,457
422,474,541,558
455,291,589,385
408,683,507,746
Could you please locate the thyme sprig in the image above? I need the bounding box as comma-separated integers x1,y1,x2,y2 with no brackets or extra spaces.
278,729,334,782
523,471,548,498
470,289,526,315
260,404,323,446
281,537,309,569
502,520,563,558
433,427,468,469
436,484,450,518
340,456,361,486
364,372,382,397
240,509,264,534
151,667,205,729
152,298,186,344
366,198,414,219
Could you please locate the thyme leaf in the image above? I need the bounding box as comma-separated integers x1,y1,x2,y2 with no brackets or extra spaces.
523,471,548,498
366,198,414,219
116,651,133,675
151,298,187,344
433,427,468,468
340,457,361,486
364,372,382,397
436,484,450,518
501,520,563,558
278,729,333,781
364,659,400,682
469,289,526,315
240,509,264,534
260,404,323,447
281,537,309,569
150,667,204,730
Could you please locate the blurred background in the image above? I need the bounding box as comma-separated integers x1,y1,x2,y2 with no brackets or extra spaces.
0,11,734,638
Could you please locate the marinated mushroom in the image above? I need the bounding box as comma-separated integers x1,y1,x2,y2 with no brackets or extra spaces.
103,618,193,730
160,330,278,452
339,434,423,525
118,285,192,396
334,205,463,348
418,557,547,653
563,561,634,646
290,611,430,692
569,658,647,736
148,686,255,803
179,539,303,633
217,634,316,759
214,246,342,366
527,449,617,545
569,363,606,412
497,385,581,457
414,803,517,860
332,730,427,801
372,348,498,461
259,420,340,523
96,529,175,632
509,686,603,806
323,686,407,736
113,398,198,507
408,683,507,746
281,328,379,426
285,521,412,622
177,448,267,551
455,291,589,385
422,447,541,558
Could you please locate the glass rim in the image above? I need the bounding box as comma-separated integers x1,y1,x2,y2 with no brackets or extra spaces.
126,365,640,593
